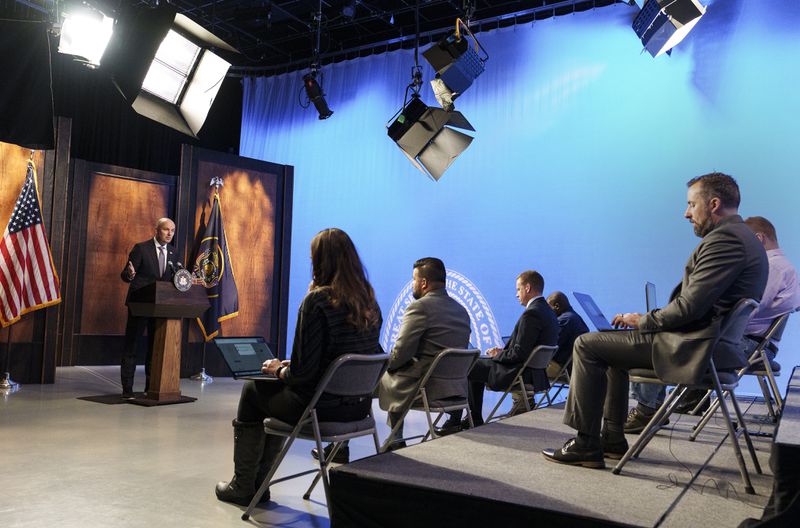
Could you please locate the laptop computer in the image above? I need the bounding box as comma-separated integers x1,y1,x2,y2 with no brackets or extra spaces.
572,291,627,332
215,336,278,380
645,282,658,312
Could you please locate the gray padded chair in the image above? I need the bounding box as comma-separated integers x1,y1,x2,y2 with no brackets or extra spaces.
380,348,480,451
485,344,559,423
612,298,762,495
242,353,389,521
691,309,794,436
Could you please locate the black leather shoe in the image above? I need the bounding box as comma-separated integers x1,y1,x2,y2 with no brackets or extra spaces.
624,407,669,434
602,437,629,460
674,394,710,415
542,438,605,469
121,392,135,400
311,444,349,464
434,418,463,436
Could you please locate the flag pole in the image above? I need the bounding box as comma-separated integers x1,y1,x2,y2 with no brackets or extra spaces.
190,176,224,384
0,325,20,394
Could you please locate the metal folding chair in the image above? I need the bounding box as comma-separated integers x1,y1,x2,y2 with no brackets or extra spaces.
241,353,389,521
379,348,480,451
539,356,573,407
485,344,559,422
613,298,763,495
691,310,794,437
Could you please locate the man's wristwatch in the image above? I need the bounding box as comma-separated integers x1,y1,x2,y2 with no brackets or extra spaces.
275,365,285,379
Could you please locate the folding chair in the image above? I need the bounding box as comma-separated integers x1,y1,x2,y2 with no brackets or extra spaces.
690,310,794,438
539,356,573,407
241,353,389,521
485,344,559,423
612,298,763,495
379,348,480,452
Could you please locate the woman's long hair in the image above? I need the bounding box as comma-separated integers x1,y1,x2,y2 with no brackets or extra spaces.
309,228,379,331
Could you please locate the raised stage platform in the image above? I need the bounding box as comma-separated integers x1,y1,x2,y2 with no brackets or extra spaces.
330,399,777,527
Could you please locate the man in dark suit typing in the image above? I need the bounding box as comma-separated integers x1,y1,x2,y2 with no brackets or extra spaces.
119,217,177,398
464,270,559,426
543,173,768,468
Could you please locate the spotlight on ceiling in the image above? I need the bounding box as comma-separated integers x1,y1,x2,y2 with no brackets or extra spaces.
101,4,238,138
57,7,115,68
303,72,334,120
422,19,488,111
632,0,706,57
387,95,475,181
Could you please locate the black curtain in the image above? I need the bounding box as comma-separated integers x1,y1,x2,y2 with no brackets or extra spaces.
0,20,55,149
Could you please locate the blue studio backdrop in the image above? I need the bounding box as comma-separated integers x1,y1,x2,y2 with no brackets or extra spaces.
240,0,800,396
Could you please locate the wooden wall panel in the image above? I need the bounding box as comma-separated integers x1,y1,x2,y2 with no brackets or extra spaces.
79,174,171,335
189,162,279,342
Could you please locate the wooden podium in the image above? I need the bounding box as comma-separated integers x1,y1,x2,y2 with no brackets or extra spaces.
126,281,210,406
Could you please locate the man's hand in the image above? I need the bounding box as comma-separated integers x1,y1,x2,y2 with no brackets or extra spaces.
485,346,502,358
261,359,283,376
611,312,642,329
125,261,136,280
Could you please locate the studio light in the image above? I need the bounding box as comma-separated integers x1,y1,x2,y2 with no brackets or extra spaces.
633,0,706,57
387,95,475,181
101,4,238,137
303,72,334,119
57,8,114,67
422,19,487,111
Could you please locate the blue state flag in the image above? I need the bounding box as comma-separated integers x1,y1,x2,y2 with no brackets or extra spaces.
192,192,239,340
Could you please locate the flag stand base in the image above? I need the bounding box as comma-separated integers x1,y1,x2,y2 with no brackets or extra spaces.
0,372,20,393
190,368,213,383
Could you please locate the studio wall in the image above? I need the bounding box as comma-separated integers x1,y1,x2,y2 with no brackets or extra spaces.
240,0,800,395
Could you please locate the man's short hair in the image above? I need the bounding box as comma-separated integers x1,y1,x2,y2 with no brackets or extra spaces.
686,172,740,209
744,216,778,243
414,257,446,284
518,270,544,293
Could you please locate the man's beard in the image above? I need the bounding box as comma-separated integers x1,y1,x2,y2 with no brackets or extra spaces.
412,288,422,300
694,218,715,238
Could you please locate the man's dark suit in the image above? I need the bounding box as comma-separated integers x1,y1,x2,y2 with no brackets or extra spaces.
563,215,768,437
468,296,559,423
120,239,177,394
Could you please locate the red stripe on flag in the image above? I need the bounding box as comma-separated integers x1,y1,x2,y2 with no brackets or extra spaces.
35,225,59,301
23,229,43,306
7,233,26,303
0,238,21,318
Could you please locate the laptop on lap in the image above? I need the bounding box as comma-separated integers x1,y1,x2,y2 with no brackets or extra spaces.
215,336,278,380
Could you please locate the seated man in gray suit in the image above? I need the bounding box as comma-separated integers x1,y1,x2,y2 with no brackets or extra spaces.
543,172,768,468
378,257,471,447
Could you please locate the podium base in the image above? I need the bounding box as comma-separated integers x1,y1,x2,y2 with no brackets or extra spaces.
128,395,197,407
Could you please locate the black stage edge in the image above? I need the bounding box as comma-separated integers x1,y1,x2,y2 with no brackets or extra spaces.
127,395,197,406
330,401,775,528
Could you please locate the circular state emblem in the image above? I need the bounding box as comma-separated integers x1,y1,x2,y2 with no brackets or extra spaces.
194,242,224,289
380,269,503,353
173,269,193,292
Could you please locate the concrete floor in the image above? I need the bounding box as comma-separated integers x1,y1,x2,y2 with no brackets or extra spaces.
1,366,514,528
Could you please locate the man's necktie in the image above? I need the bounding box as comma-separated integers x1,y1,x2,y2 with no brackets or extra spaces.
158,246,166,277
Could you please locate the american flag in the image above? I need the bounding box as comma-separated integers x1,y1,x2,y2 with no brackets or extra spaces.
0,160,61,327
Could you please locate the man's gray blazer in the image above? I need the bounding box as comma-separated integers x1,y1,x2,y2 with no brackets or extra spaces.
378,289,471,413
639,214,768,384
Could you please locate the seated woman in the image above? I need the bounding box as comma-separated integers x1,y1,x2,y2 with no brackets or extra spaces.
215,228,382,506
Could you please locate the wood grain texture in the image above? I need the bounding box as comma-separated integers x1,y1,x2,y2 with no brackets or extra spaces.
189,160,279,342
79,173,170,335
147,318,183,401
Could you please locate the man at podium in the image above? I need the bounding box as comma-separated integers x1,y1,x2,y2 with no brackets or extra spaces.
119,217,177,399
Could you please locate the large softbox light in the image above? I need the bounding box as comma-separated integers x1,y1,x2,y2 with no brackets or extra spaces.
387,97,475,181
633,0,706,57
101,5,238,137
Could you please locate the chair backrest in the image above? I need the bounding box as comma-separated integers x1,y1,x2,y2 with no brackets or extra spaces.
311,353,390,402
716,298,759,356
766,310,794,344
524,344,559,370
418,348,480,388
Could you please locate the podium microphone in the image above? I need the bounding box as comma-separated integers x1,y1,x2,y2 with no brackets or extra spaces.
176,262,184,270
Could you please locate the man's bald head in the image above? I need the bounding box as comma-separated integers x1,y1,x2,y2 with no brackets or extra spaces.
154,218,175,245
547,291,572,316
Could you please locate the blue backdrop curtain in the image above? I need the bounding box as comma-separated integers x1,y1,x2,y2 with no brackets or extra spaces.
241,0,800,394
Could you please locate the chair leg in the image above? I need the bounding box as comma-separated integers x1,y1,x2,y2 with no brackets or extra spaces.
756,375,777,421
422,412,445,443
728,393,762,475
303,440,344,500
713,383,756,495
380,403,413,453
309,413,336,519
690,394,723,441
520,383,532,412
615,385,683,474
242,435,293,520
765,368,783,415
485,386,511,423
689,389,713,415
